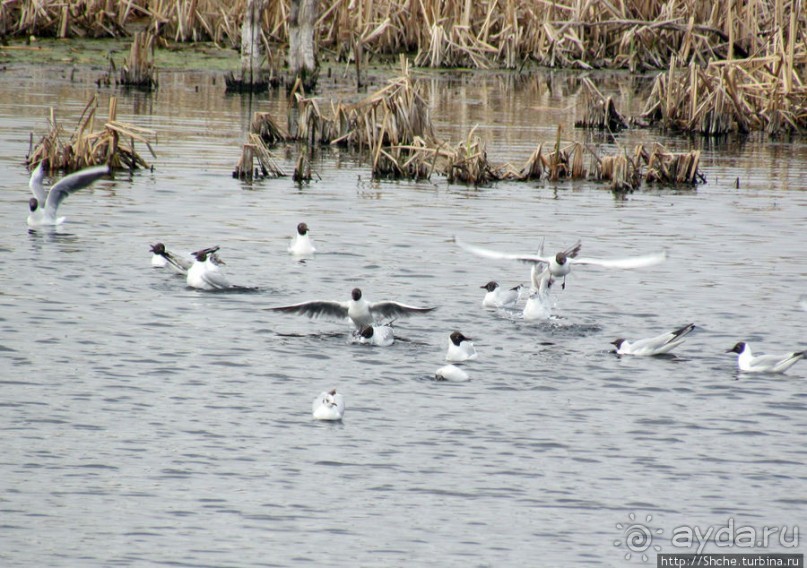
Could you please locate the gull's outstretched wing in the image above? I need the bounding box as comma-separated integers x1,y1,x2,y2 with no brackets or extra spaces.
570,251,667,269
454,236,550,264
45,164,110,216
267,300,350,321
29,161,47,204
369,301,436,320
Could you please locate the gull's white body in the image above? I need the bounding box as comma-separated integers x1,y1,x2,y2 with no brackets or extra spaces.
613,323,696,356
358,324,395,347
150,243,193,275
435,364,469,382
446,331,477,362
27,161,110,227
289,223,316,256
312,390,345,420
268,288,435,330
187,248,231,290
728,342,806,374
522,266,554,321
481,281,522,309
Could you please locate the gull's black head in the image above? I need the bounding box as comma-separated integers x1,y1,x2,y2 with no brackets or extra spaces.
351,288,362,301
450,331,470,345
726,341,746,354
555,252,568,265
29,197,39,212
150,243,166,255
297,222,309,236
328,388,337,396
192,245,220,262
611,338,625,349
360,326,374,339
481,281,498,292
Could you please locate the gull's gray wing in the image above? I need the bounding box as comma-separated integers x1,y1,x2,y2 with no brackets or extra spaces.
200,268,232,290
164,250,192,274
454,236,551,265
369,301,435,320
267,300,349,320
570,251,666,269
29,161,47,204
45,164,110,216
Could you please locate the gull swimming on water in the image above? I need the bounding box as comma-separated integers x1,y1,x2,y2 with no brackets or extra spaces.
186,246,232,290
312,389,345,421
358,324,395,346
446,331,477,362
611,323,696,356
434,364,469,382
27,160,110,227
455,236,666,290
150,243,193,274
726,342,806,374
267,288,436,330
480,281,523,309
288,222,316,256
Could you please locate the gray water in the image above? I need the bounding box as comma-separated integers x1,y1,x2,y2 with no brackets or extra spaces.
0,65,805,567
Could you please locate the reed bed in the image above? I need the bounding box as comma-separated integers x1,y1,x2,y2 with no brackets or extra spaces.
575,78,628,132
640,55,807,135
119,31,158,89
6,1,804,74
28,95,156,172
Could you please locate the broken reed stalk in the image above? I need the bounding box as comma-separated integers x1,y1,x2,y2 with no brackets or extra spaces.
251,111,287,145
119,31,158,90
232,133,286,180
28,95,156,172
575,78,628,132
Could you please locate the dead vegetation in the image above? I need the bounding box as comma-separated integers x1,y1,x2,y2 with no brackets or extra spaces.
27,95,156,172
119,31,158,90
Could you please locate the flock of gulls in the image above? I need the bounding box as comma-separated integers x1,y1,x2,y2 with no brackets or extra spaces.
27,162,807,421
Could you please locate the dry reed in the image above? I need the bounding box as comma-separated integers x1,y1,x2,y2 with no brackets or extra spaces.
28,95,156,172
119,31,158,90
232,132,286,179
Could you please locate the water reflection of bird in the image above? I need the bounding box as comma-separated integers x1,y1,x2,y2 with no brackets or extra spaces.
27,160,110,227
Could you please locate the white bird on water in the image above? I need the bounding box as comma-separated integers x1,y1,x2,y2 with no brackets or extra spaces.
480,281,522,309
267,288,435,330
446,331,477,362
434,364,469,382
27,160,110,227
288,222,316,256
312,389,345,421
611,323,696,356
358,324,395,346
455,236,666,290
726,342,806,374
522,266,555,321
150,243,193,274
186,246,232,290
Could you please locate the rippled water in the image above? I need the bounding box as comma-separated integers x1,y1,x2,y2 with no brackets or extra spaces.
1,65,805,566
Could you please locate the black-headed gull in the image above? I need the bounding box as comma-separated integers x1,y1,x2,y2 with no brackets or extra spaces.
612,323,696,356
358,324,395,346
446,331,477,362
312,389,345,421
186,246,232,290
480,281,523,309
267,288,435,330
726,342,806,374
150,243,193,274
434,364,469,382
27,160,110,227
455,236,666,290
288,222,316,256
522,266,555,321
